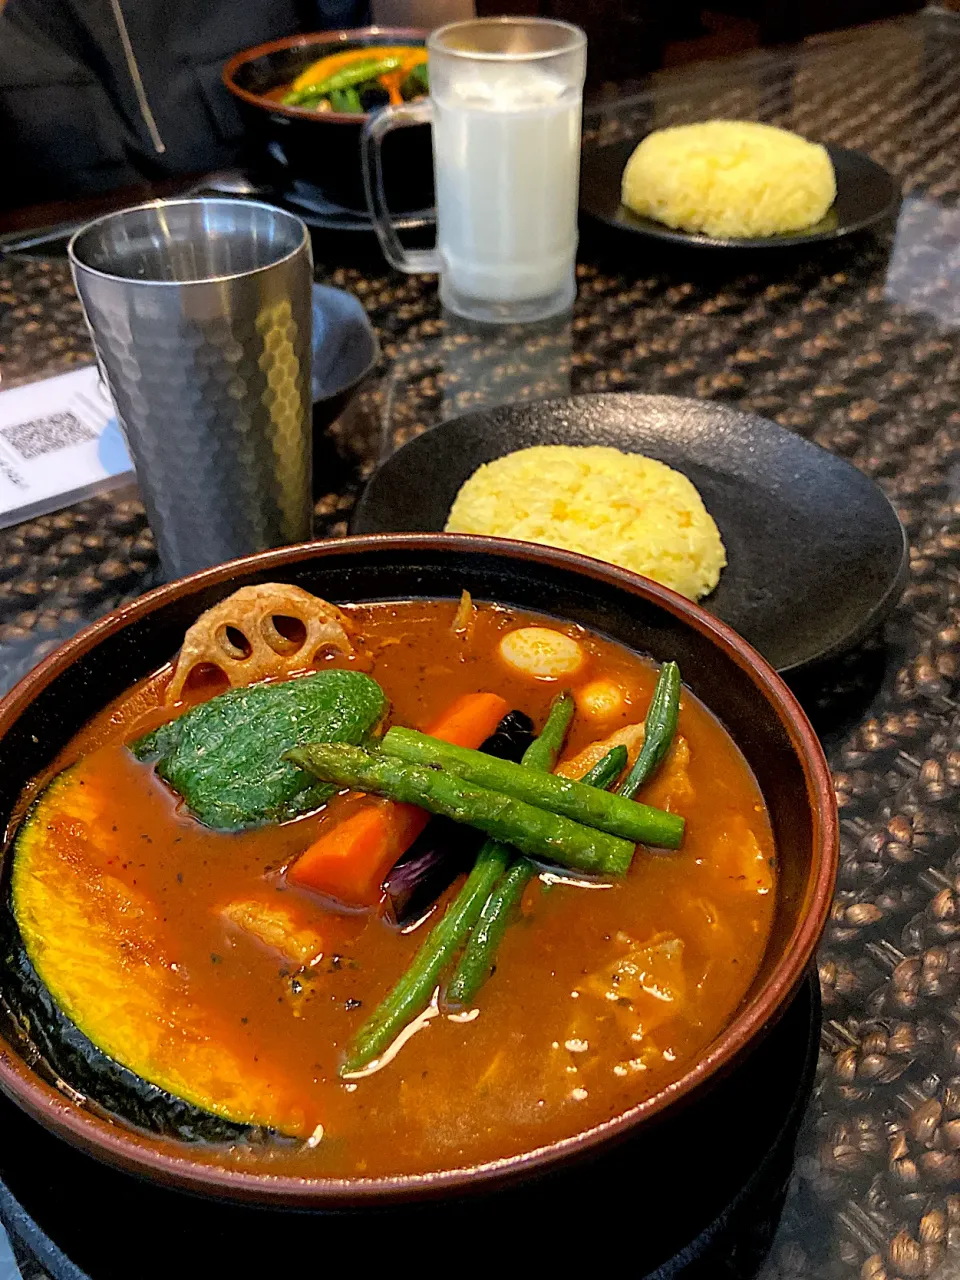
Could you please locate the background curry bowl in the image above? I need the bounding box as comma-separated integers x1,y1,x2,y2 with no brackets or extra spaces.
223,27,434,215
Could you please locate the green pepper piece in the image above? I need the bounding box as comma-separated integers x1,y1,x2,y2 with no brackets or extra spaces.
132,671,387,830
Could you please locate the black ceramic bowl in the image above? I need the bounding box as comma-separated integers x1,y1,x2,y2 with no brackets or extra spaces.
223,28,434,215
0,535,837,1210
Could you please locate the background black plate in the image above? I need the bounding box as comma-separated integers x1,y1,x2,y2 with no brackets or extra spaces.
580,140,900,248
310,283,378,402
350,393,907,673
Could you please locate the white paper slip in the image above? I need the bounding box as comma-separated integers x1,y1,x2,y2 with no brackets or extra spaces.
0,366,134,530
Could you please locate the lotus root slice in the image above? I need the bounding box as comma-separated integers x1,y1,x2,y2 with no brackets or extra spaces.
166,584,355,703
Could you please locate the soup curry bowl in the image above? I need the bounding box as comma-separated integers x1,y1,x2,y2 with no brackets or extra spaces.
223,28,433,215
0,535,837,1207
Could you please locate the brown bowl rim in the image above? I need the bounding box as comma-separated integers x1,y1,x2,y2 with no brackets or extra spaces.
222,26,429,125
0,533,838,1207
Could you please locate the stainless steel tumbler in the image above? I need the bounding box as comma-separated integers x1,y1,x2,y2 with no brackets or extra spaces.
68,199,314,580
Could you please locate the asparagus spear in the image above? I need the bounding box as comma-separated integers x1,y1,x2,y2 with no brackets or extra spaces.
378,729,684,849
286,743,636,877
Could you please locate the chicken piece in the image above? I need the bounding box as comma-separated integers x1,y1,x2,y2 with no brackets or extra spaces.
555,722,645,780
642,736,695,812
167,584,354,703
583,932,687,1040
222,899,325,967
708,815,775,895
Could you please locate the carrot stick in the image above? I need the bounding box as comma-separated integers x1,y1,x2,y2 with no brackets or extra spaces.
422,693,511,752
287,692,510,907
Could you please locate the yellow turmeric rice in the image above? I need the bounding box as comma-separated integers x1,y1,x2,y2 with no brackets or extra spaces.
445,445,727,601
621,120,836,239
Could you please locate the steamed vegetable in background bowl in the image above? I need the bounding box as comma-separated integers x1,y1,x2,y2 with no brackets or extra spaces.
280,44,428,114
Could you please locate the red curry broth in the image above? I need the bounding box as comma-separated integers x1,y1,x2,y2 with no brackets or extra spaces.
30,600,776,1177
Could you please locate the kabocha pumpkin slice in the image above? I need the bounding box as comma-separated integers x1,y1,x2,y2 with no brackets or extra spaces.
133,669,388,829
2,770,318,1140
166,584,355,703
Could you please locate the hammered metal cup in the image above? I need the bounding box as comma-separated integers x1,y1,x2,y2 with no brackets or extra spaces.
68,199,314,580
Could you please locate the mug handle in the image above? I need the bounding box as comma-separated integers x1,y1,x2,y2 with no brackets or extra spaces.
361,100,441,274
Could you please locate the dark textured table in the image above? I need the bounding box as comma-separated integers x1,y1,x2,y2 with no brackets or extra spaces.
2,10,960,1278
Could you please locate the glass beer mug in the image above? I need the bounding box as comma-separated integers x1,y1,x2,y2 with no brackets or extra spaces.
362,18,587,324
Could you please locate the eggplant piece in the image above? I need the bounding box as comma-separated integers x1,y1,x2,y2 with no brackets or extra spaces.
381,710,534,925
400,62,429,100
477,709,535,764
4,770,318,1140
133,669,387,830
382,819,483,925
359,85,391,111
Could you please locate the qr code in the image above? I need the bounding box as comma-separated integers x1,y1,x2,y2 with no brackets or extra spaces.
0,410,97,461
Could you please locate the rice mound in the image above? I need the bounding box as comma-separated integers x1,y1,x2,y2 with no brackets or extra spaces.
621,120,836,239
445,445,727,601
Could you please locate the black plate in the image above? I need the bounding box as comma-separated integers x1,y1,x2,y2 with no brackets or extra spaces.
310,283,378,402
350,393,908,673
580,139,900,248
283,181,434,235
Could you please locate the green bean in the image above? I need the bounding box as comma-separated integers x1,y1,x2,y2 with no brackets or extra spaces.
447,738,629,1004
282,55,404,106
340,839,509,1075
618,661,682,800
329,86,362,113
446,857,535,1005
520,691,575,772
286,744,636,876
340,688,574,1070
580,744,628,790
379,729,684,849
443,696,573,1003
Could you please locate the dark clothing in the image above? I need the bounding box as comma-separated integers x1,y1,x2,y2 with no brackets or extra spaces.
0,0,367,205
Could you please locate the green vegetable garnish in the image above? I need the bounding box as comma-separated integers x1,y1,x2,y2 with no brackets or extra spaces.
580,744,629,790
340,839,510,1076
445,856,534,1006
618,661,682,800
132,670,386,829
448,741,630,1007
282,55,405,107
519,690,575,772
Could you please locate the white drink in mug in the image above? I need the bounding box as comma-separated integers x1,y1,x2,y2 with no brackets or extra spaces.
362,18,587,324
